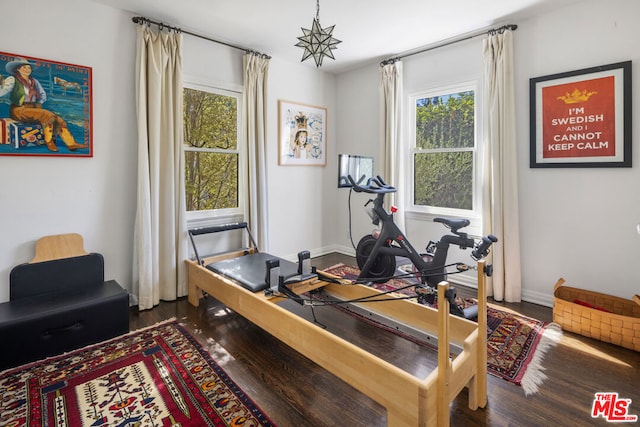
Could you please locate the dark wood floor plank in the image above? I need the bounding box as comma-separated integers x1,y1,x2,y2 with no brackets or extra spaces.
129,253,640,426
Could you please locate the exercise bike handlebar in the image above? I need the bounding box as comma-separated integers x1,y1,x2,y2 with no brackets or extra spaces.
347,174,397,194
471,234,498,260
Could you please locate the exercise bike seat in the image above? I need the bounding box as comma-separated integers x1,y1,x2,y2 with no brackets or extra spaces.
434,217,470,232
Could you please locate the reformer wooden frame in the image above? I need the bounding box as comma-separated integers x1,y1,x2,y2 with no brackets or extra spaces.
187,254,488,426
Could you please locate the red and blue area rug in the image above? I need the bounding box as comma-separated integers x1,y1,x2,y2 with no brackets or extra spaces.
323,263,562,396
0,320,275,427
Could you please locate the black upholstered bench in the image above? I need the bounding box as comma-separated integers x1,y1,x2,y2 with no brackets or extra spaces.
0,236,129,371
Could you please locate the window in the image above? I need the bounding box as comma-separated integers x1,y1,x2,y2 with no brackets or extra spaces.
183,84,244,222
410,83,479,217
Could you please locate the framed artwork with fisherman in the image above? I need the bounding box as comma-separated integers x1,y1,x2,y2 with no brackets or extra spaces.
0,51,92,157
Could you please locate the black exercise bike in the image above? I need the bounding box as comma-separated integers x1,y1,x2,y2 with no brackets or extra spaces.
348,175,497,319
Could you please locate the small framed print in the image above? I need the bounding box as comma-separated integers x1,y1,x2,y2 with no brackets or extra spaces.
278,100,327,166
530,61,631,168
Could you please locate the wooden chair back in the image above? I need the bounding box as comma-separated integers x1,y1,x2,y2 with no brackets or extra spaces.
30,233,88,263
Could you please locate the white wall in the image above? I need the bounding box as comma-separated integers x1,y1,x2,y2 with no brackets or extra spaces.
0,0,138,301
335,0,640,305
334,65,381,254
265,59,338,260
515,0,640,305
0,0,336,303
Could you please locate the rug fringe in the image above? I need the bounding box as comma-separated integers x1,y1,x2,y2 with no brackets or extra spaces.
520,322,563,395
324,263,345,271
134,316,178,330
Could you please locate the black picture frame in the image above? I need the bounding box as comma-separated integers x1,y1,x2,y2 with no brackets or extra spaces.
530,61,631,168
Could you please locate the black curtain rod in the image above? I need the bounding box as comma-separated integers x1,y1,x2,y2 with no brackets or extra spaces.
380,23,517,66
132,16,271,59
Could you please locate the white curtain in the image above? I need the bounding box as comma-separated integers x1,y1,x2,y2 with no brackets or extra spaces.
134,25,188,310
380,61,404,230
243,53,270,251
482,29,522,302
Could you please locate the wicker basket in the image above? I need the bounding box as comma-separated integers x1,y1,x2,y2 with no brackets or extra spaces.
553,278,640,352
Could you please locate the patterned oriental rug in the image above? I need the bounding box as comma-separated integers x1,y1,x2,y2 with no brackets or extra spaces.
0,320,276,427
322,264,562,396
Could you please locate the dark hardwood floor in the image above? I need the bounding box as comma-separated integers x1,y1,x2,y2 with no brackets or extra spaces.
130,253,639,426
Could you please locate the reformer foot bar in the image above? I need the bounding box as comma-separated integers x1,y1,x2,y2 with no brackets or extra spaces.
186,223,487,426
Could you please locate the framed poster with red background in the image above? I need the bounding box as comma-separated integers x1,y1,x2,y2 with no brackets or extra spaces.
530,61,631,168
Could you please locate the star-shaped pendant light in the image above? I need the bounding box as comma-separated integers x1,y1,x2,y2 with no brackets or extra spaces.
295,0,341,67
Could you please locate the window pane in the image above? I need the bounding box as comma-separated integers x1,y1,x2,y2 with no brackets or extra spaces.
184,88,237,150
414,151,473,210
415,91,474,150
185,151,238,211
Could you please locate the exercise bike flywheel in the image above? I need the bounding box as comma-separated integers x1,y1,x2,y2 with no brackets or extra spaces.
355,235,396,283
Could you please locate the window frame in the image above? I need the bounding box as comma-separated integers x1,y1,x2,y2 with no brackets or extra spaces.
183,79,246,226
406,80,482,223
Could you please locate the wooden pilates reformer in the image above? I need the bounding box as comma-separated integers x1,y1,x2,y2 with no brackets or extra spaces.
186,223,488,426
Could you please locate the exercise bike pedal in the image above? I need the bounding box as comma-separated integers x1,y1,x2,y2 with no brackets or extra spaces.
449,303,478,320
461,304,478,320
415,285,436,305
455,263,470,272
444,287,478,320
484,263,494,277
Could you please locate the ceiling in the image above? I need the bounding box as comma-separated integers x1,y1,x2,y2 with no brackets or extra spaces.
90,0,581,74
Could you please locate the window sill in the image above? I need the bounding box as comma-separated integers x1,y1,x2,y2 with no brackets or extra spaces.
186,212,244,230
404,210,482,236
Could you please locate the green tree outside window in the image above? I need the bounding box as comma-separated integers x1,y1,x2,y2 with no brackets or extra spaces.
183,88,239,212
413,90,475,211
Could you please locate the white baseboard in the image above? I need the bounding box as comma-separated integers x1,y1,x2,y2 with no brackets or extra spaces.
281,245,353,263
448,272,477,290
331,244,356,257
521,289,554,308
451,275,554,308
